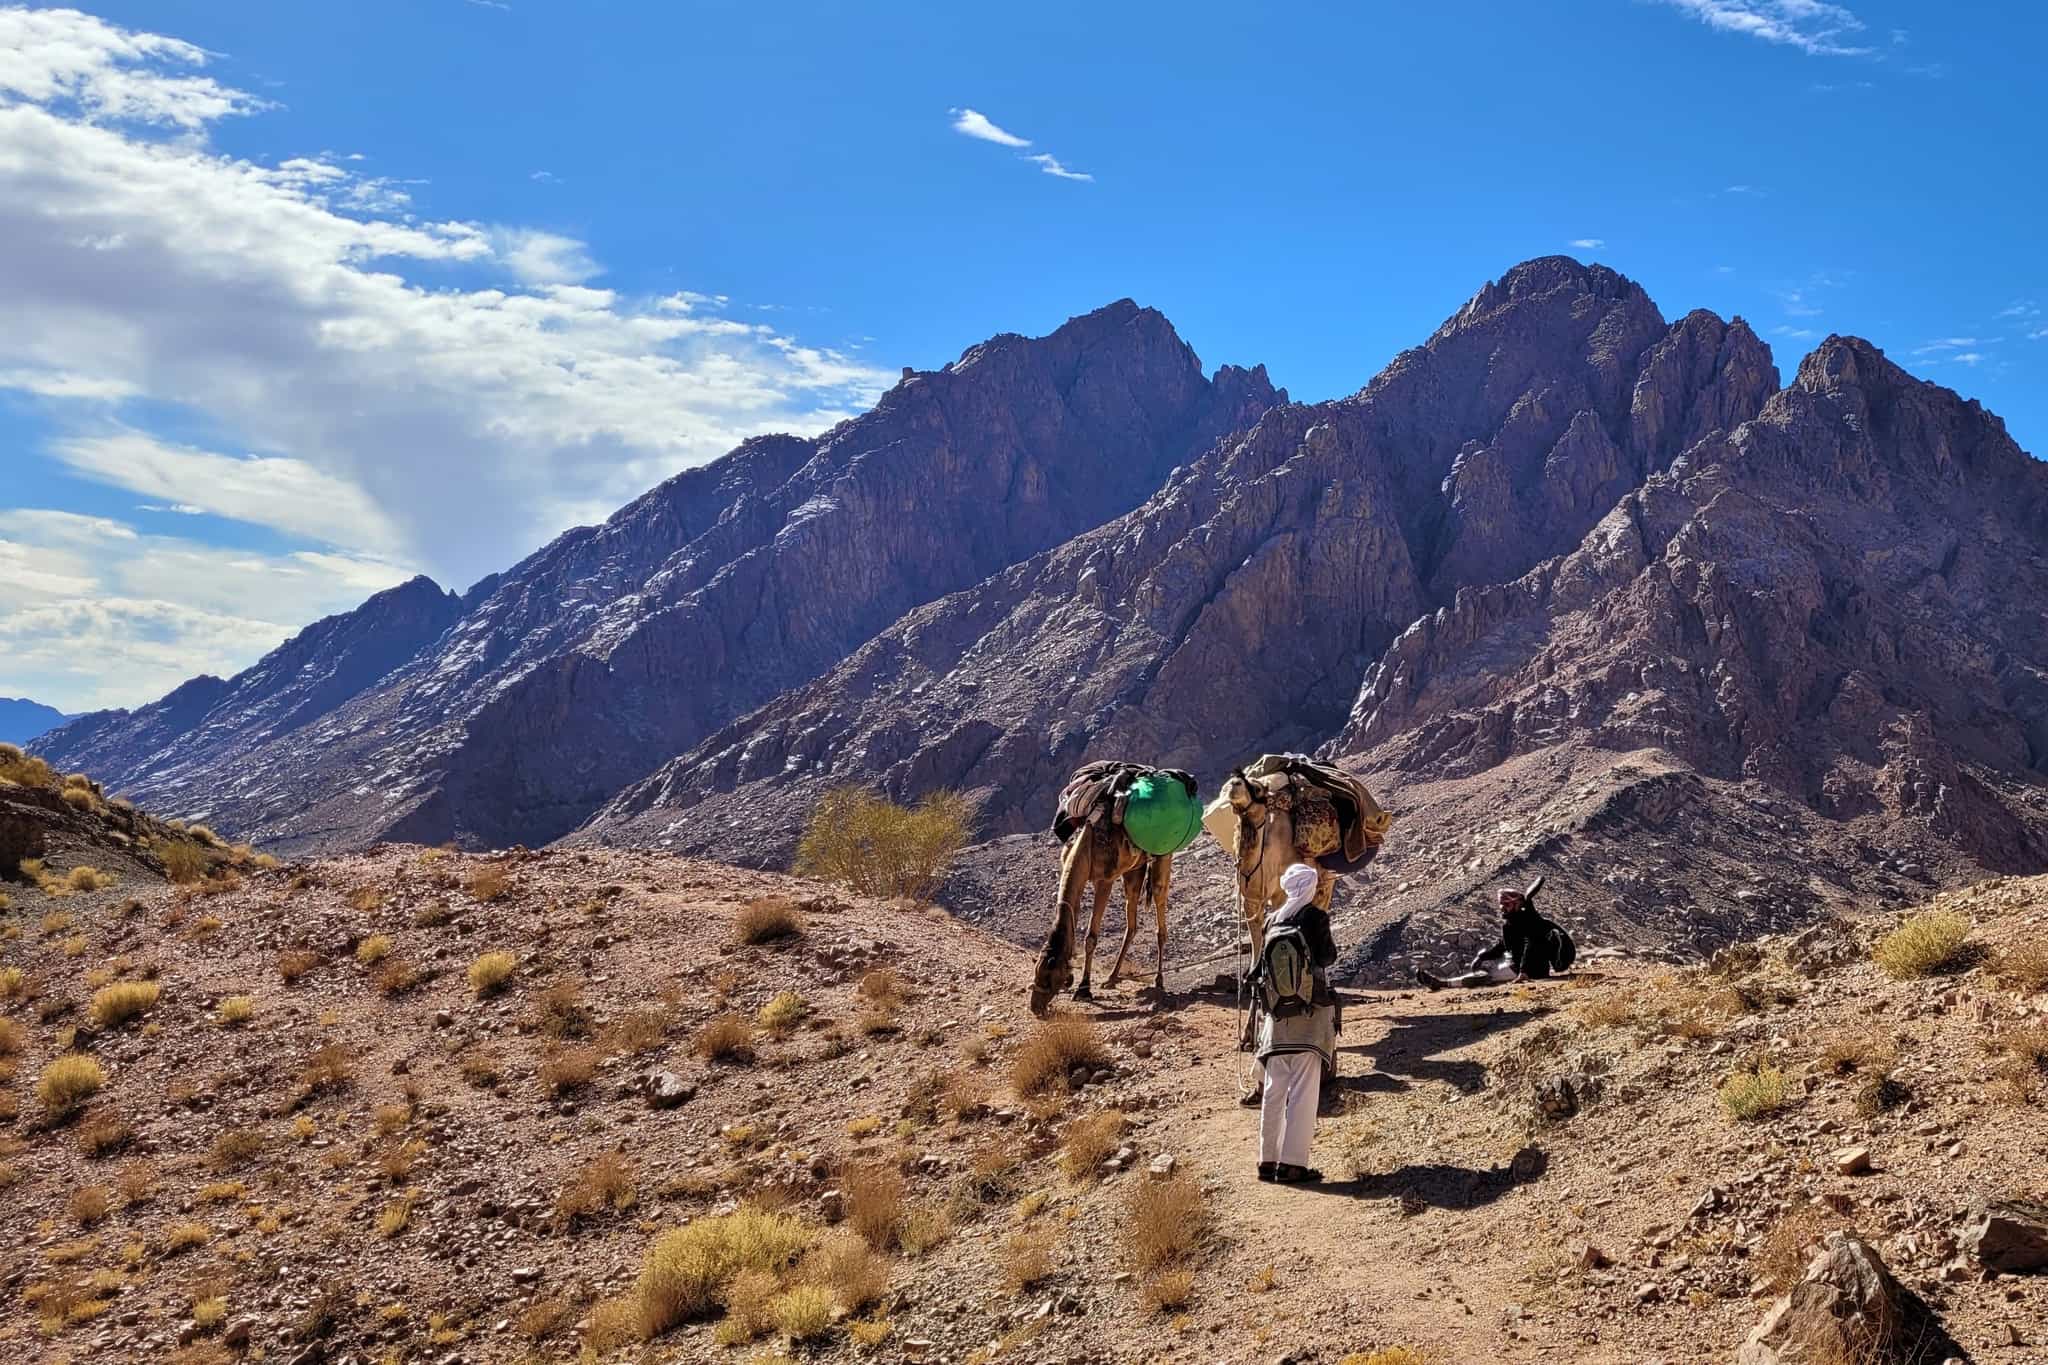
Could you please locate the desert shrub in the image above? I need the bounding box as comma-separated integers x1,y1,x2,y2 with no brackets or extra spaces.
0,1016,21,1056
458,1049,504,1088
88,981,160,1028
186,824,221,847
757,991,808,1036
66,866,113,893
466,865,511,903
299,1043,353,1096
598,1007,670,1058
41,908,71,934
1718,1065,1790,1121
0,744,57,787
374,958,420,996
60,785,96,811
1010,1016,1108,1097
770,1283,834,1340
714,1267,780,1345
277,949,321,984
733,898,803,946
38,1055,107,1116
694,1014,755,1064
798,1227,888,1309
77,1111,132,1157
1001,1228,1057,1293
1127,1171,1206,1270
516,1295,578,1341
218,996,255,1027
898,1203,953,1257
163,1221,210,1253
635,1207,811,1335
539,1046,599,1097
557,1151,637,1227
1854,1072,1912,1116
1758,1206,1852,1292
1143,1267,1195,1312
843,1162,905,1249
795,787,973,902
356,934,392,965
376,1197,412,1238
0,966,20,999
69,1184,111,1226
467,951,517,998
378,1139,424,1183
1059,1110,1128,1181
533,982,592,1038
160,841,210,884
1819,1031,1896,1075
411,899,453,928
205,1128,264,1171
1993,941,2048,994
374,1103,411,1135
1872,910,1974,978
116,1162,155,1204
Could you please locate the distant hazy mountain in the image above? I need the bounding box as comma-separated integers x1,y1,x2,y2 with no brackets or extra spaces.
0,697,68,747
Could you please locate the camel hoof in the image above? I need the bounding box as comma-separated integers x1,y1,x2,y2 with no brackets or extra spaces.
1072,984,1094,1002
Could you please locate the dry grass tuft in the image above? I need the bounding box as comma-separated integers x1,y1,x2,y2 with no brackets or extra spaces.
532,982,592,1039
66,865,113,893
466,865,512,903
1757,1206,1852,1293
1993,941,2048,994
89,980,159,1027
795,787,973,902
635,1206,811,1336
1143,1267,1195,1312
693,1013,755,1064
376,1197,413,1239
277,949,321,984
218,995,255,1027
160,840,211,884
38,1054,107,1117
68,1184,111,1227
843,1162,906,1249
897,1203,953,1257
355,934,392,965
516,1295,578,1342
77,1111,132,1158
1001,1228,1057,1293
1126,1171,1206,1270
857,967,907,1008
374,958,420,996
298,1043,353,1097
467,951,517,998
733,898,804,946
1010,1016,1108,1097
1819,1032,1896,1076
1872,909,1974,978
1719,1065,1790,1121
0,1016,21,1056
770,1283,834,1340
557,1152,636,1227
757,991,808,1036
1059,1109,1128,1181
205,1128,265,1172
539,1045,599,1097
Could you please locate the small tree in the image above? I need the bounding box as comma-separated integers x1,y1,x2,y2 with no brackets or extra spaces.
794,788,973,903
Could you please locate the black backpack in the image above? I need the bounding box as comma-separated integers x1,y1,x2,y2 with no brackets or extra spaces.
1253,911,1317,1019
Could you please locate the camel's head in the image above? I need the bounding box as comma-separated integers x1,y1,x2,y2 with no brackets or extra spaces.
1227,769,1299,915
1029,919,1074,1016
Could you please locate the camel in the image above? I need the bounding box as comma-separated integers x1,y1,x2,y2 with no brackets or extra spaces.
1028,819,1173,1016
1223,767,1339,949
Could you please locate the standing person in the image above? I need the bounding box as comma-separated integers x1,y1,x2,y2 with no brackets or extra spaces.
1253,862,1339,1184
1414,878,1572,989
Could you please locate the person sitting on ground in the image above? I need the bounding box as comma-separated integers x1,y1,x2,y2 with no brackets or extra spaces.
1415,877,1573,990
1253,862,1340,1184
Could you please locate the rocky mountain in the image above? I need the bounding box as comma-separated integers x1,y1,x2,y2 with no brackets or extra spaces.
34,301,1280,852
0,696,66,746
577,259,2048,971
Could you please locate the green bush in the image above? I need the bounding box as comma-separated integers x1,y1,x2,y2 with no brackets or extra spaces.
795,788,973,902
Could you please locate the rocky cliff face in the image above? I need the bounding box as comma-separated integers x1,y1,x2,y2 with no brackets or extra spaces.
35,302,1279,852
582,260,1779,851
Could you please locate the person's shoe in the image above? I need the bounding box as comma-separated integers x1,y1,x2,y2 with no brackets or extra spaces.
1238,1088,1261,1107
1256,1162,1278,1182
1273,1164,1325,1184
1414,968,1446,992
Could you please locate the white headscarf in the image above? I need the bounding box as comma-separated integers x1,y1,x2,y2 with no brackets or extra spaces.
1278,862,1320,914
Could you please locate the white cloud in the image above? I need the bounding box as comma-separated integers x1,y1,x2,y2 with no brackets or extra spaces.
948,107,1030,147
1569,238,1605,250
1714,264,1737,274
138,502,207,515
0,506,415,710
1777,287,1823,317
1026,152,1092,183
1997,300,2039,319
490,227,600,285
1953,352,1983,365
1652,0,1871,57
1911,336,1995,356
1720,183,1764,195
1771,325,1817,339
2030,328,2048,341
528,169,556,183
0,6,894,599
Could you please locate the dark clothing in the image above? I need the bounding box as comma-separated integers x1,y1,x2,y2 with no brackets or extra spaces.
1273,901,1339,972
1474,904,1563,979
1254,899,1340,1067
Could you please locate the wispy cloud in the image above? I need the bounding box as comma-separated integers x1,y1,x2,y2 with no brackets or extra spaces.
529,169,557,184
948,108,1092,183
1027,153,1092,182
1771,325,1817,339
1777,288,1824,317
1996,300,2039,319
0,7,893,707
1905,62,1950,79
2029,328,2048,341
463,0,511,10
948,107,1030,148
1569,237,1605,250
1719,183,1765,196
1652,0,1872,57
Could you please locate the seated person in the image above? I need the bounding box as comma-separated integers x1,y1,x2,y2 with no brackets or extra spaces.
1415,878,1571,989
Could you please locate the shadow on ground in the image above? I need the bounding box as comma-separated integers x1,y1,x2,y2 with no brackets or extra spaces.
1298,1146,1549,1211
1336,1005,1552,1093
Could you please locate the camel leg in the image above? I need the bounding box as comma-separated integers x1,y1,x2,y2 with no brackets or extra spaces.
1149,855,1173,995
1074,875,1112,1001
1030,832,1091,1015
1104,863,1145,986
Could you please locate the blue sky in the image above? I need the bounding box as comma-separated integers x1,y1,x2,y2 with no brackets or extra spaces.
2,1,2043,713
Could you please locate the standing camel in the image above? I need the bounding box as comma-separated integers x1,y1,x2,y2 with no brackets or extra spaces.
1028,820,1173,1016
1224,768,1338,948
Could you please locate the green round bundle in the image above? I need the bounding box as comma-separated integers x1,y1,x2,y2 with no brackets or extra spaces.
1122,771,1200,855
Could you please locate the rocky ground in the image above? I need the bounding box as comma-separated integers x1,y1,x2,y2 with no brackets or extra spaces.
2,835,2045,1364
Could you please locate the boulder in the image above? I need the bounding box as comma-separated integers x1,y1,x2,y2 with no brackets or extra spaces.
1960,1198,2048,1274
1737,1233,1903,1364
